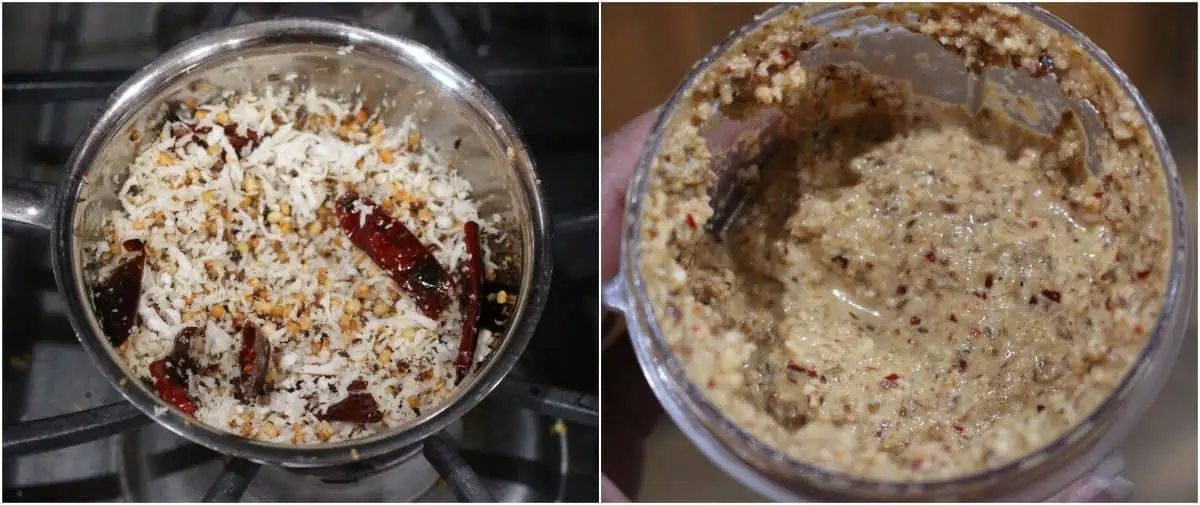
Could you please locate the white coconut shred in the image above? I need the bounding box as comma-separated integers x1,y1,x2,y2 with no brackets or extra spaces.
87,86,509,444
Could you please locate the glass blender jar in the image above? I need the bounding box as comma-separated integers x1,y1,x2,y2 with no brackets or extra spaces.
604,4,1194,501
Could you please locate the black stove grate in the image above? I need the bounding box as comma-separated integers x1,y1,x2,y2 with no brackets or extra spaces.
2,3,598,502
2,373,596,501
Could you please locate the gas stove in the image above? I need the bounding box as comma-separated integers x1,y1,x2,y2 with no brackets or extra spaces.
2,3,598,501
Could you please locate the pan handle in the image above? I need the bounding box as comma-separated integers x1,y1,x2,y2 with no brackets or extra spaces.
3,176,56,231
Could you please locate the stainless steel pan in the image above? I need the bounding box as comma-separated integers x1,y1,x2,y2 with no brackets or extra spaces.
3,17,554,499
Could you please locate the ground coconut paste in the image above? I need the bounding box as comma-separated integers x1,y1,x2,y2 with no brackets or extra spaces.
637,5,1173,481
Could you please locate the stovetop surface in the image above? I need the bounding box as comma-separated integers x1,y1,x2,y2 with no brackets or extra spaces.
2,3,597,501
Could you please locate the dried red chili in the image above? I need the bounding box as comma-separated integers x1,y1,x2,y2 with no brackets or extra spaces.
478,282,516,332
335,193,454,319
685,214,697,231
238,322,272,402
454,221,484,384
92,239,146,347
149,359,197,415
319,393,383,423
1041,290,1062,303
170,326,202,377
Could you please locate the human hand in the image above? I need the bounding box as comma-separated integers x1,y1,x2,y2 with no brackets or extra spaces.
601,108,661,502
602,108,658,279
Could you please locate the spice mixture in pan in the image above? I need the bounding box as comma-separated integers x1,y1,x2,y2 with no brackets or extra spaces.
88,85,514,443
638,5,1173,480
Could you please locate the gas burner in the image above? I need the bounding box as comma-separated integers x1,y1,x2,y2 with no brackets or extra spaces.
118,401,562,502
277,444,425,484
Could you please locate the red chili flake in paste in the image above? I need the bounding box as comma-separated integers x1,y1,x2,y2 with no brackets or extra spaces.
882,373,900,389
787,361,818,378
